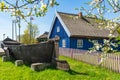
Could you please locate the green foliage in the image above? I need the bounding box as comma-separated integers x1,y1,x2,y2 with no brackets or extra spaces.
0,0,59,20
0,56,120,80
37,38,48,43
21,29,30,44
27,0,34,3
21,23,39,44
80,1,120,65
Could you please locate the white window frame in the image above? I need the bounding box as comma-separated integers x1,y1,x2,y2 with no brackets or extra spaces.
93,40,98,44
77,39,83,48
62,39,66,47
57,26,60,32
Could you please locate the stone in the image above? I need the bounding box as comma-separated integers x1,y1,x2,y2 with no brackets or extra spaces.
56,59,70,71
2,56,9,62
0,52,5,57
31,63,50,71
15,60,24,66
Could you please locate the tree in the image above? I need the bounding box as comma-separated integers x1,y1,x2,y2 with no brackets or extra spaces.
0,0,59,26
0,0,58,19
21,28,30,44
30,24,39,43
90,0,120,13
0,0,58,41
80,0,120,64
21,24,39,44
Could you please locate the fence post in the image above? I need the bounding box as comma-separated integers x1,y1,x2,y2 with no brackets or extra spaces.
54,36,60,58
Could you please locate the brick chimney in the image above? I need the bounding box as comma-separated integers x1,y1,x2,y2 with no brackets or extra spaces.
78,12,82,18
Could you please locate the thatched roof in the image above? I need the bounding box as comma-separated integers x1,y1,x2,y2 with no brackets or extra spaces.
55,12,118,38
3,37,21,45
38,32,49,39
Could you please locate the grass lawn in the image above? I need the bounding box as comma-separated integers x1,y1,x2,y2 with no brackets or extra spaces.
0,56,120,80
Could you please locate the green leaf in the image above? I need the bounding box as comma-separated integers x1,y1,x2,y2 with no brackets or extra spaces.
74,8,79,10
54,2,59,6
50,0,55,7
27,0,34,3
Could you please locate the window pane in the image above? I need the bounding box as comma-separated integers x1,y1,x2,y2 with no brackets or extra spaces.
93,40,98,43
57,26,60,32
77,39,83,48
62,39,66,47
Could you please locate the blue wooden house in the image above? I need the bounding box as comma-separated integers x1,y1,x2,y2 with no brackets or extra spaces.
48,11,118,50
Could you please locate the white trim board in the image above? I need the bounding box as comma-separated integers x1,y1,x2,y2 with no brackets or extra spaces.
48,14,57,38
48,11,71,38
56,12,71,37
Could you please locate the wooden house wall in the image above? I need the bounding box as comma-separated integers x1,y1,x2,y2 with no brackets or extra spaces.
49,17,70,48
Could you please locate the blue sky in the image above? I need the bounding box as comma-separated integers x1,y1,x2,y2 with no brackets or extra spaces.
0,0,119,41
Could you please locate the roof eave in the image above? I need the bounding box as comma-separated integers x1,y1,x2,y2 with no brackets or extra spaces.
56,11,71,37
70,35,110,39
48,11,71,38
48,13,57,38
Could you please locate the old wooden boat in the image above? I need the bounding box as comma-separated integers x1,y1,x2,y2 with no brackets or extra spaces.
2,37,58,64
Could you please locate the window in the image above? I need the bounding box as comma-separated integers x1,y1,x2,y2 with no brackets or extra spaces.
57,26,60,32
62,39,66,47
77,39,83,48
93,40,98,43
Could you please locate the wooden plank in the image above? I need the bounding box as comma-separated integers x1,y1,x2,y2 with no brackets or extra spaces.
59,48,120,73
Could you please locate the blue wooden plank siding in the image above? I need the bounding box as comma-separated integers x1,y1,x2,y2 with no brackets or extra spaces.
70,38,92,50
48,12,120,51
49,17,104,50
70,37,104,50
49,17,70,48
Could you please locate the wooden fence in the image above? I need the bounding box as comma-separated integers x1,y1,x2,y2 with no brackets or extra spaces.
59,48,120,73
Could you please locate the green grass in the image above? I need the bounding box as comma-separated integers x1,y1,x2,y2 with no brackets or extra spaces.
0,56,120,80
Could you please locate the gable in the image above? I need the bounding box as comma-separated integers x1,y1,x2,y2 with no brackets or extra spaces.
49,11,119,39
48,12,71,38
48,17,69,38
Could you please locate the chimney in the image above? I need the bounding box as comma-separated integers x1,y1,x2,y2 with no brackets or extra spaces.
78,12,82,18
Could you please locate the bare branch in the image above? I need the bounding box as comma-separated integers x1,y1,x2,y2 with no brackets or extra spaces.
19,0,38,8
107,0,120,12
4,0,15,7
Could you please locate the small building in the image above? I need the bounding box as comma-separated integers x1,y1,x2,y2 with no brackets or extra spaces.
48,11,119,50
2,37,21,47
37,32,49,42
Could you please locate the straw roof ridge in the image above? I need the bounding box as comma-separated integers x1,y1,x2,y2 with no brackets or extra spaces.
57,12,118,38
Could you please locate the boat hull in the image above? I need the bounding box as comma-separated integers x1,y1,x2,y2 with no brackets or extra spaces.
6,41,54,64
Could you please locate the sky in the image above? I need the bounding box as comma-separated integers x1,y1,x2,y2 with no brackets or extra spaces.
0,0,119,41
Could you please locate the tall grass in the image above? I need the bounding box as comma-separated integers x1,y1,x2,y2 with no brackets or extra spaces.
0,56,120,80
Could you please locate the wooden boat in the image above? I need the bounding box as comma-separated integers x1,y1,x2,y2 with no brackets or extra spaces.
2,37,58,64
